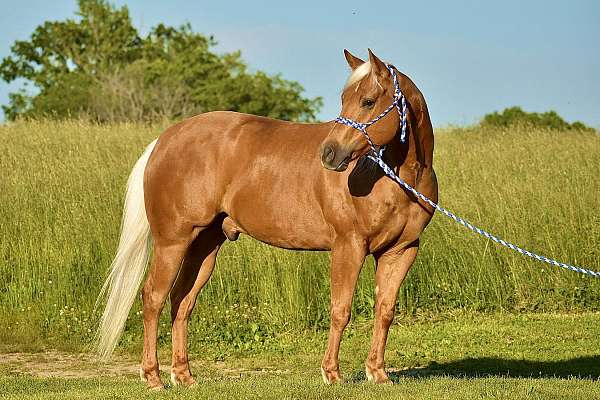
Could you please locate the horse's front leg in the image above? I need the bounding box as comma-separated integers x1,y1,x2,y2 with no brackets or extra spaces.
365,240,419,384
321,235,367,384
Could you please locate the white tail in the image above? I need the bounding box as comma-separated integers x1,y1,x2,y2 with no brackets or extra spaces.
96,139,157,359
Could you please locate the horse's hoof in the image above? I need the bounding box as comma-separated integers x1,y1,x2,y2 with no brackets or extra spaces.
149,384,165,391
141,366,165,390
321,366,342,384
171,371,198,387
365,366,393,384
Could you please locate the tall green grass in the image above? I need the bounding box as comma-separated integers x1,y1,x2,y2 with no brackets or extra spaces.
1,120,599,352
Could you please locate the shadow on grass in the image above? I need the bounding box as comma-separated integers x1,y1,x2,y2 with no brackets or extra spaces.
348,356,600,383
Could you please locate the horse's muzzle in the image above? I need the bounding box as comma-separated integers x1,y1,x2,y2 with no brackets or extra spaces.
320,143,352,172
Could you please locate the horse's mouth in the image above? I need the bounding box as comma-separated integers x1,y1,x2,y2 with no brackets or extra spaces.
320,143,369,172
332,149,368,172
334,157,350,171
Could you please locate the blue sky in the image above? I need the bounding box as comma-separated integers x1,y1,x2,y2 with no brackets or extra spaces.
1,0,599,127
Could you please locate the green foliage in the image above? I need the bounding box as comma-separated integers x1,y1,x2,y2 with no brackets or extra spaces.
0,0,322,122
481,106,596,132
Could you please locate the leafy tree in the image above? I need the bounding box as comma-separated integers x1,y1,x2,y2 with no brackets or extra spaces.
481,106,595,132
0,0,322,122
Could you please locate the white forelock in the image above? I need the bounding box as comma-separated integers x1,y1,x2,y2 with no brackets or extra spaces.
343,61,372,90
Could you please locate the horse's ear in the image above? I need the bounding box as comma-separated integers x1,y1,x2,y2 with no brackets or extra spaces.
344,49,365,70
367,48,387,76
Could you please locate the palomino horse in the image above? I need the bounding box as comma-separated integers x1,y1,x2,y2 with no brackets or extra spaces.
97,49,437,389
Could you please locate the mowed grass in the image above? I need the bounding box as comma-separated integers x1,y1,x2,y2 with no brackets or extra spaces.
1,313,600,399
2,376,598,400
0,120,599,353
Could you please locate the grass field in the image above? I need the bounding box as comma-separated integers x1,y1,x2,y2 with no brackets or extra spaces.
1,313,599,399
1,119,599,397
1,120,599,353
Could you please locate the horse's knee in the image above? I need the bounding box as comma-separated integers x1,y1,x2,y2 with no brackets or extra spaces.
330,305,351,330
376,301,395,326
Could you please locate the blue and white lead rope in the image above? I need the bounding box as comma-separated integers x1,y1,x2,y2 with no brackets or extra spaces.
335,64,600,278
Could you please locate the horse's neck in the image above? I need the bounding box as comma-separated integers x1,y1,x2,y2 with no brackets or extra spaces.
412,102,435,169
394,71,435,170
384,103,434,187
410,110,434,170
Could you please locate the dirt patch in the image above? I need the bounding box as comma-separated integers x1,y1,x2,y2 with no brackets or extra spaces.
0,352,290,379
0,351,139,379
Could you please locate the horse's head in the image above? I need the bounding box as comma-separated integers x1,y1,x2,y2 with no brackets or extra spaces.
320,49,401,171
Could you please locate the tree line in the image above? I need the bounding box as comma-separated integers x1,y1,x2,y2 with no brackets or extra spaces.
1,0,595,132
0,0,322,123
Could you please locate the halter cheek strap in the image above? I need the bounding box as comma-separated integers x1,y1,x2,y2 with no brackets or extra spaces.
334,64,408,155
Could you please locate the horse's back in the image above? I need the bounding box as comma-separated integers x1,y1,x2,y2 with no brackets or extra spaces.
143,111,334,247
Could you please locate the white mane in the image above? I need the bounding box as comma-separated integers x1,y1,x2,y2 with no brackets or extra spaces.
343,61,372,90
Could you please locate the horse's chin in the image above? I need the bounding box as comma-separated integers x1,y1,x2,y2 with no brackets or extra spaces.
334,159,350,172
351,146,372,162
322,156,350,172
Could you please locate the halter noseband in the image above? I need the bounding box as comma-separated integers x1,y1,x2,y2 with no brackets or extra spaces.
334,64,408,156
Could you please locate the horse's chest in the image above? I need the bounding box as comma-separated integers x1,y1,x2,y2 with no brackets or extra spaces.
356,190,410,242
357,168,437,252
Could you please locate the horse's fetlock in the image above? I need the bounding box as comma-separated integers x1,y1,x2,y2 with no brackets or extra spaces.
365,357,383,371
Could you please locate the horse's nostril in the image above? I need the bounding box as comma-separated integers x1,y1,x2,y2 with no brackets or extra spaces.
322,146,335,164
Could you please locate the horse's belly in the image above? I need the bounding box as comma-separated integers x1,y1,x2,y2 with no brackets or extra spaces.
248,226,332,251
223,194,333,250
225,212,332,250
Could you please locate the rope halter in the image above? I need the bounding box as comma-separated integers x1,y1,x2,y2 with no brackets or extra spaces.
334,64,408,155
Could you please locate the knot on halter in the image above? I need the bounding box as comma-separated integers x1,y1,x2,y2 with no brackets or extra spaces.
334,64,408,158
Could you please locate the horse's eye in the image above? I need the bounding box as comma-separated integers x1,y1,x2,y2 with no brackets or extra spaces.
361,98,375,108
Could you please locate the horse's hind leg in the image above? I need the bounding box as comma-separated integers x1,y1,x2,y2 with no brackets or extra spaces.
365,240,419,384
140,236,195,390
170,225,225,386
